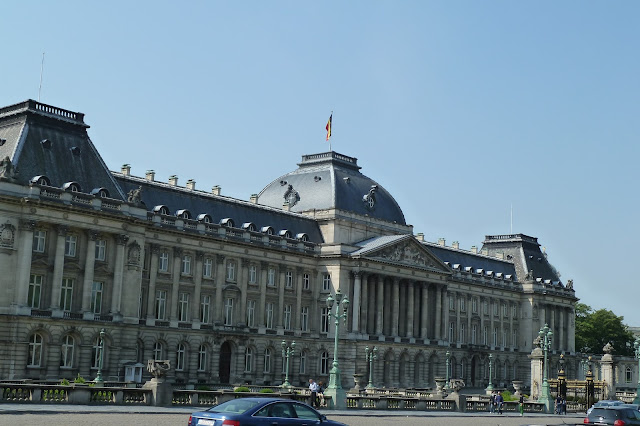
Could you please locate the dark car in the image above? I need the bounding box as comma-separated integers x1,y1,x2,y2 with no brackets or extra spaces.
584,406,640,425
188,397,347,426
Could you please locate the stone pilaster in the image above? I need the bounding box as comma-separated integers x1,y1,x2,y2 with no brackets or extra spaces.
81,230,99,313
146,244,159,324
50,225,68,312
15,220,36,308
351,270,361,333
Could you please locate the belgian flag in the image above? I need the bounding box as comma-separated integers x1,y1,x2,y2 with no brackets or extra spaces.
325,113,332,141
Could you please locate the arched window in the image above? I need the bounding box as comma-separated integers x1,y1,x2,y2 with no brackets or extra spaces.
27,333,43,367
198,345,207,372
245,347,254,372
320,351,330,375
154,342,164,360
176,209,192,219
62,181,82,192
299,351,307,374
264,348,272,373
60,335,75,368
176,343,186,371
626,366,633,384
30,175,51,186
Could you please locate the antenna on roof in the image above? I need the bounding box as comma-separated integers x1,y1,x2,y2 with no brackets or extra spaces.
38,52,45,102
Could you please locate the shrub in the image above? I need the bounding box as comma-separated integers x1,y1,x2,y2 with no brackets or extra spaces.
234,386,251,393
501,390,517,401
196,385,211,391
74,374,86,384
60,379,70,386
259,388,275,393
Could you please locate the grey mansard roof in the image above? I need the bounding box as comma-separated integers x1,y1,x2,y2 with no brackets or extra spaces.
424,242,518,278
257,152,407,225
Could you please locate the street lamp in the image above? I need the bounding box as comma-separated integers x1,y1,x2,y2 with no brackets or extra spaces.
445,351,451,390
324,288,349,409
281,340,296,388
537,323,554,413
365,346,378,390
94,328,106,384
633,338,640,404
486,353,494,393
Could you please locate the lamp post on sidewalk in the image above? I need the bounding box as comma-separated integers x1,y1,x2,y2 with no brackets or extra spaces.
365,346,378,390
537,324,554,413
485,353,494,393
94,328,106,384
633,338,640,404
281,340,295,388
324,288,349,408
445,351,451,390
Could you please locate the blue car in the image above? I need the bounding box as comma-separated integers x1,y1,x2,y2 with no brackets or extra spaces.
188,397,347,426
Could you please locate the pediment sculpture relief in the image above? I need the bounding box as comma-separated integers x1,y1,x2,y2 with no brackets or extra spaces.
374,242,438,269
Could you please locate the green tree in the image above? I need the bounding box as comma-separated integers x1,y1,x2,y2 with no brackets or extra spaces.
575,302,634,356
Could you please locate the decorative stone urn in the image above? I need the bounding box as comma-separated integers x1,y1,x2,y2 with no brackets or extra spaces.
512,380,523,398
352,374,364,392
434,377,446,396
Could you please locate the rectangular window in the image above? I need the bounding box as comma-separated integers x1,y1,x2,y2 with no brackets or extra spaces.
226,260,236,281
91,281,103,314
28,274,42,309
283,304,292,330
493,327,498,346
512,330,517,347
60,278,74,312
483,301,488,315
493,302,498,316
246,300,256,327
285,271,293,288
299,352,306,374
155,290,167,320
265,302,274,329
471,324,477,345
322,274,331,291
200,295,211,324
267,268,276,286
178,292,189,322
626,367,633,384
33,230,46,253
224,298,234,326
95,239,106,261
503,303,508,317
502,330,506,347
460,298,465,312
303,273,310,290
483,326,488,345
181,255,192,275
203,258,213,278
460,323,465,343
321,307,330,333
449,296,455,310
301,306,309,332
472,298,478,313
249,265,257,284
512,304,517,318
198,346,207,372
449,322,454,342
64,235,77,257
159,252,169,272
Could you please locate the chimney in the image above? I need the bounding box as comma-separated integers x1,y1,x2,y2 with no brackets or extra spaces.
452,241,459,249
186,179,196,190
211,185,221,196
438,237,446,246
250,194,258,204
416,233,424,242
481,248,489,256
470,245,478,254
121,164,131,176
145,170,155,181
496,252,505,260
168,175,178,186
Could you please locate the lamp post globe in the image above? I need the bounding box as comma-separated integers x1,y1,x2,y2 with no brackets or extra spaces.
486,353,494,393
536,324,554,413
323,288,349,409
365,346,378,390
94,328,106,384
281,340,295,388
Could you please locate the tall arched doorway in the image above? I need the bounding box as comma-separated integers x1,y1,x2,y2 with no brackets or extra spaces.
219,341,232,384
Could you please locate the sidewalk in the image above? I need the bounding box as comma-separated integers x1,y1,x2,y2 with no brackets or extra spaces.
0,403,585,419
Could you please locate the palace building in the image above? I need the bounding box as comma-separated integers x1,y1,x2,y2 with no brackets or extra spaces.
0,100,577,389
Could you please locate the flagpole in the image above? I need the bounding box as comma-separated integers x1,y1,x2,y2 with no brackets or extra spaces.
329,110,333,152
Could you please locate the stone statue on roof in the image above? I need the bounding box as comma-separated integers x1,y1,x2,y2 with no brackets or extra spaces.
127,186,142,205
0,156,17,182
566,279,573,289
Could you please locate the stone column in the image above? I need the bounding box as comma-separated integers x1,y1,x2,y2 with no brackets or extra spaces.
442,289,450,343
509,302,514,349
539,303,546,331
81,230,99,313
168,247,182,324
359,273,368,334
295,267,303,330
215,255,225,323
259,262,268,327
110,234,128,316
455,292,461,343
391,278,400,337
50,225,68,311
277,266,285,328
239,259,249,326
351,271,361,333
480,298,485,344
466,295,472,344
434,285,442,340
558,307,565,352
192,251,204,327
529,347,543,400
489,299,495,347
15,220,36,307
146,244,159,324
550,307,556,350
600,352,615,399
406,281,414,338
420,283,429,339
568,308,576,352
376,276,384,336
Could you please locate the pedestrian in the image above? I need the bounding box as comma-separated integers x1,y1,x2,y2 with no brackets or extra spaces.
489,392,495,413
317,381,325,407
308,378,319,408
562,397,567,415
555,395,562,415
519,395,524,416
496,392,504,414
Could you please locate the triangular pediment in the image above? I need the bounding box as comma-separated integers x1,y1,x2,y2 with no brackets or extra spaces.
350,235,451,273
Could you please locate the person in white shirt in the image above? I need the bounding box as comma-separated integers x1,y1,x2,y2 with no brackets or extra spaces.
308,378,319,408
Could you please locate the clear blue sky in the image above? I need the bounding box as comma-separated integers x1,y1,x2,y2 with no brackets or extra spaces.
3,1,639,326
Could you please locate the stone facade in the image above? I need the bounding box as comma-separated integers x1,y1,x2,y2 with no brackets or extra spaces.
0,100,577,390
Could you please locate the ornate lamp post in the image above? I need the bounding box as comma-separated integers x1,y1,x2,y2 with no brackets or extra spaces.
324,288,349,408
281,340,295,388
445,351,451,390
633,339,640,404
537,324,554,413
94,328,106,384
365,346,378,390
586,356,595,409
485,353,494,393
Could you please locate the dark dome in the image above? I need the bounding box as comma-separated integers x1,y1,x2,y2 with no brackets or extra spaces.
257,152,406,225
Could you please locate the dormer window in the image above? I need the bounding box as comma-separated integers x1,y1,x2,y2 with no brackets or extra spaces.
62,181,82,192
153,205,170,215
197,214,212,223
242,222,257,232
176,209,192,220
30,175,51,186
220,218,234,228
261,226,274,236
91,187,110,198
278,230,292,239
296,233,309,242
40,139,52,149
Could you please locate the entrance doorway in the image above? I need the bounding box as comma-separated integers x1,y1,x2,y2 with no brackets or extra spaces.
219,341,232,384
